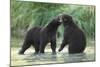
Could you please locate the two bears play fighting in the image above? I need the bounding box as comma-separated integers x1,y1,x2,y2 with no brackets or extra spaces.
19,14,86,55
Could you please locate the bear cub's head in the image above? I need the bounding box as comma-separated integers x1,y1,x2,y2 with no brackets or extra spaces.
58,14,73,25
52,15,63,25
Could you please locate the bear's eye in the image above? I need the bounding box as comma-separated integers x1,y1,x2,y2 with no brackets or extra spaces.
64,18,67,21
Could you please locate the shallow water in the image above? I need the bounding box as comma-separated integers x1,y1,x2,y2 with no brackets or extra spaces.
11,46,95,66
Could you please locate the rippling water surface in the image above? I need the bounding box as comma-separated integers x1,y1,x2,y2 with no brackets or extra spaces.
11,46,95,66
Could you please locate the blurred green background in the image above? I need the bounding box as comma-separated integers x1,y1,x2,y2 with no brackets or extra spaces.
11,0,95,47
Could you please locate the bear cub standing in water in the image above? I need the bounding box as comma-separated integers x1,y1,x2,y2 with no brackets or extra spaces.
58,14,86,54
19,16,61,55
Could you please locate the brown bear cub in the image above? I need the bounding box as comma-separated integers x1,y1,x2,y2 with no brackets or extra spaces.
19,16,61,55
58,14,86,54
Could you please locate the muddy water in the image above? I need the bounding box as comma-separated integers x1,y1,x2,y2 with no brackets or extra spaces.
11,46,95,66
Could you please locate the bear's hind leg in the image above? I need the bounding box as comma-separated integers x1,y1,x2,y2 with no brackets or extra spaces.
33,43,39,54
50,39,56,54
39,41,47,54
19,41,31,55
68,44,84,54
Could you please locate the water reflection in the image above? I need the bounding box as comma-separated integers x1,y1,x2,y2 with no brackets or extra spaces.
11,46,95,66
25,53,57,63
23,52,94,64
62,53,87,63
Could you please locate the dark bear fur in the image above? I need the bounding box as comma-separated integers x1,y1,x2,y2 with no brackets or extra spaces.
19,16,61,55
58,14,86,54
19,27,42,54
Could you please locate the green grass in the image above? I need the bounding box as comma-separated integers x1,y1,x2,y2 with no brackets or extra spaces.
11,0,95,39
11,37,23,47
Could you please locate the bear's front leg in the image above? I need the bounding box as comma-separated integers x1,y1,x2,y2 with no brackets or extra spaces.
50,36,56,54
58,39,68,52
39,40,47,54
